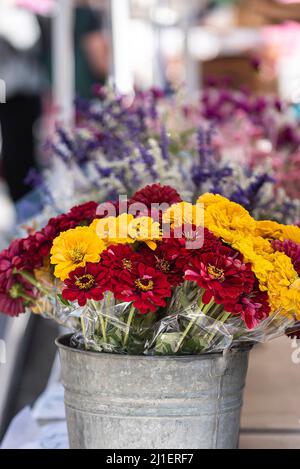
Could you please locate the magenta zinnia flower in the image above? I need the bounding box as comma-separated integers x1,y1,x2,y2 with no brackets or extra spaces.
229,288,271,329
272,239,300,275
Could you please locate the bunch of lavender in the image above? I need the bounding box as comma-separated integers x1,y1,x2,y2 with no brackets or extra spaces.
36,85,299,223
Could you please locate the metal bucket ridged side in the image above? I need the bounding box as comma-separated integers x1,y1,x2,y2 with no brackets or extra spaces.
56,334,250,449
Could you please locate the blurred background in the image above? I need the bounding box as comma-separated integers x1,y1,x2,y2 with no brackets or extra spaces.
1,0,300,448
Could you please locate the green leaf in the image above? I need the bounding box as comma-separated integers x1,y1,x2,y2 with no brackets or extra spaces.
154,332,182,355
57,294,71,307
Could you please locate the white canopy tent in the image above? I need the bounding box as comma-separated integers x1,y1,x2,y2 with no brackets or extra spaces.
52,0,75,123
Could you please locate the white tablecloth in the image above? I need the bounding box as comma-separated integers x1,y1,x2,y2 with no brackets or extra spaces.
1,352,69,449
1,382,68,449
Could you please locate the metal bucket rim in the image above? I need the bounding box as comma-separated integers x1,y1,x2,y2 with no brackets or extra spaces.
56,333,253,361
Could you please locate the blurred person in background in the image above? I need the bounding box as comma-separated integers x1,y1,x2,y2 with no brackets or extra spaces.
0,0,48,202
74,0,109,99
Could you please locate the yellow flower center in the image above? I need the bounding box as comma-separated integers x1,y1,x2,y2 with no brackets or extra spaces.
184,232,196,241
75,274,95,290
207,264,225,282
156,258,170,273
9,283,23,299
135,278,154,291
122,259,133,270
71,248,85,264
290,278,300,292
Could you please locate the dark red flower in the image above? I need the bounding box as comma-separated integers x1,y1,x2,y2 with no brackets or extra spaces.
21,233,49,270
47,213,77,234
30,213,78,262
272,239,300,275
0,238,33,285
140,239,185,286
100,244,142,283
0,200,102,313
41,201,99,247
62,262,108,306
173,226,223,270
184,248,255,307
0,276,36,317
19,201,100,271
68,201,98,224
129,184,182,209
113,263,172,314
227,287,270,329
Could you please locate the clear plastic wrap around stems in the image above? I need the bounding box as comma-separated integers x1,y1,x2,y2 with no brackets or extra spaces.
65,290,294,356
26,276,82,331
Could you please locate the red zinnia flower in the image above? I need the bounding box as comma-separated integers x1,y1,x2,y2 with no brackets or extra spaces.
140,239,185,286
46,213,77,236
129,184,182,209
68,201,98,223
173,226,223,270
62,262,108,306
185,248,255,306
113,263,172,314
100,244,142,284
227,287,270,329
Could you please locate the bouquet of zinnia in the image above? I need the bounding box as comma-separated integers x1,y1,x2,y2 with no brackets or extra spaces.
1,184,300,355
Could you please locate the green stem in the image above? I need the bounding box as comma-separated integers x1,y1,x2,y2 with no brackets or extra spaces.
20,292,37,303
99,314,107,343
123,304,135,347
104,291,113,329
17,269,49,295
92,300,107,343
81,316,87,350
174,297,214,353
204,311,231,346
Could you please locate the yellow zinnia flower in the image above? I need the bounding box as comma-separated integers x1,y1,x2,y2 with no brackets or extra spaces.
162,202,203,228
255,220,285,240
281,225,300,244
203,198,256,244
255,220,300,244
91,214,161,250
127,216,161,250
91,214,134,245
232,235,274,290
266,252,300,318
50,226,105,280
197,192,229,207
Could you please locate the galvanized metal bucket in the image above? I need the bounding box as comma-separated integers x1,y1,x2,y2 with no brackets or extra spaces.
56,334,251,449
